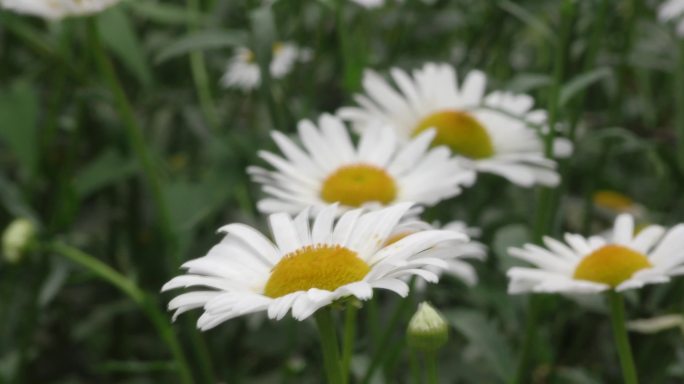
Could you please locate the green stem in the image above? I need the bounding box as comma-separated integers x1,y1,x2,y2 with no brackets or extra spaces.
676,40,684,175
341,304,358,383
87,18,177,263
361,296,414,384
49,241,194,384
186,0,219,131
608,291,639,384
515,3,575,384
425,352,438,384
314,309,345,384
409,351,421,384
511,295,542,384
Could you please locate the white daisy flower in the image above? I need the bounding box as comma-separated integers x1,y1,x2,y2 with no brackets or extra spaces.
220,42,311,91
248,114,476,215
338,63,572,187
0,0,120,20
386,219,485,286
162,203,467,329
659,0,684,37
507,214,684,294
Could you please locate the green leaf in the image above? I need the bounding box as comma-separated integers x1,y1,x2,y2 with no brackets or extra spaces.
154,30,248,64
126,1,206,25
0,82,39,176
96,7,154,87
444,309,515,382
0,175,38,221
506,73,552,93
72,149,138,198
559,67,613,106
164,178,232,232
498,0,554,42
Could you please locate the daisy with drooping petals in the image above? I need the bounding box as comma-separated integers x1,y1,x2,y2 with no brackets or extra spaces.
220,42,311,91
507,214,684,294
387,219,486,286
659,0,684,37
338,63,572,187
248,114,476,215
0,0,120,19
162,203,467,329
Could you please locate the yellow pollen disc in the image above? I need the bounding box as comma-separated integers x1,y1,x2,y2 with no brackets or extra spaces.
320,164,397,207
593,190,635,212
413,110,495,159
264,245,371,298
573,245,652,287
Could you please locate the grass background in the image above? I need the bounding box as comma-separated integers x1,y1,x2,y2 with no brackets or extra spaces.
1,0,683,382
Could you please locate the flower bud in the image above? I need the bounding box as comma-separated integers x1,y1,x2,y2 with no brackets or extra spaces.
2,218,36,264
407,302,448,352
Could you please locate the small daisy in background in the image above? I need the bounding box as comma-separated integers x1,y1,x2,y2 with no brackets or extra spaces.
506,213,684,383
659,0,684,37
506,214,684,294
0,0,121,19
248,114,475,215
338,63,572,187
220,42,312,91
162,202,467,328
387,219,486,286
593,190,646,221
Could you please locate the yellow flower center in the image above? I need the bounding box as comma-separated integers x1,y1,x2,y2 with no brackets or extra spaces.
264,245,370,298
593,190,635,212
320,164,397,207
573,245,652,287
413,110,495,159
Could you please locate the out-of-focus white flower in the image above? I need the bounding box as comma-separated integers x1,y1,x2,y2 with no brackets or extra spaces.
593,190,646,220
220,42,312,91
350,0,385,8
387,219,485,286
2,218,36,264
659,0,684,37
507,214,684,294
339,63,572,188
628,314,684,334
0,0,121,20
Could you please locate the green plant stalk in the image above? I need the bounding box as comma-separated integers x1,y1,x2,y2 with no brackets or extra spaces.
335,0,364,92
186,0,219,131
425,352,438,384
87,19,177,263
315,309,345,384
341,304,358,383
50,241,195,384
608,291,639,384
409,351,421,384
515,2,575,384
676,40,684,175
361,296,414,384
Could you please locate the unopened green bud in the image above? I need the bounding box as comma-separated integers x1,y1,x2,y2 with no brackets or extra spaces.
407,302,448,352
2,218,36,264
